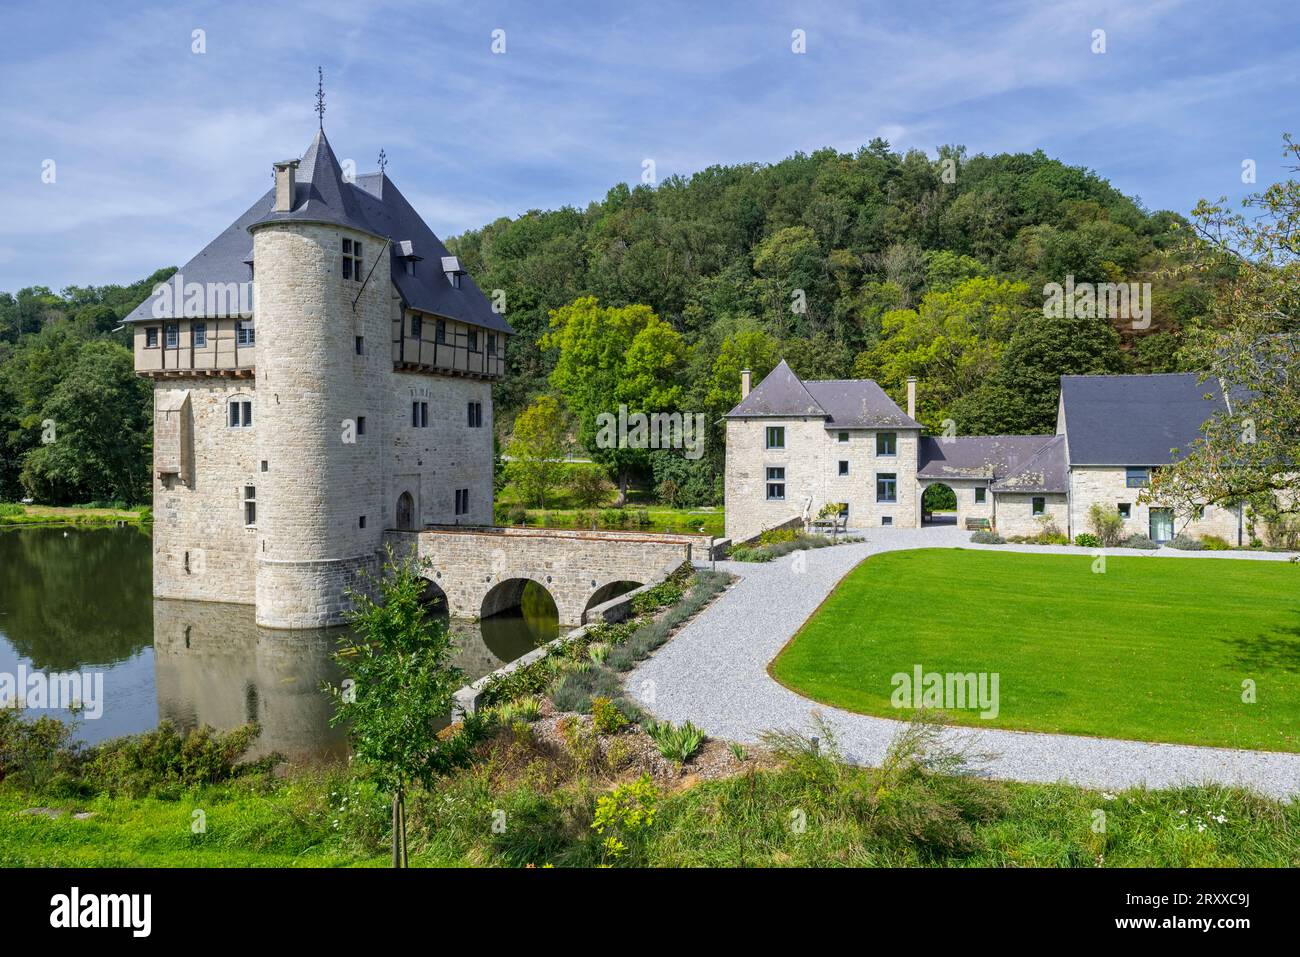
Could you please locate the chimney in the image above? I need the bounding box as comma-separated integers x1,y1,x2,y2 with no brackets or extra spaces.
273,159,299,213
740,369,752,399
906,376,917,420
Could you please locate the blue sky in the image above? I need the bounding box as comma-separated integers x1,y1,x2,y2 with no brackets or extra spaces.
1,0,1297,292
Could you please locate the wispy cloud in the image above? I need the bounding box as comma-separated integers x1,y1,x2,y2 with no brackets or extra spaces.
0,0,1295,290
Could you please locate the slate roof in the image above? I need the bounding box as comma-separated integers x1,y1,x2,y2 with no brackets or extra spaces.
725,360,920,429
126,130,514,335
1059,373,1232,466
918,434,1065,492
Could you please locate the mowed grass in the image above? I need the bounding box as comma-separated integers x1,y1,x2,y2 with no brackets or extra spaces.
770,549,1300,752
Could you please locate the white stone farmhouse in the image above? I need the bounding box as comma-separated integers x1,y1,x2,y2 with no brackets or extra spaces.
724,362,1248,546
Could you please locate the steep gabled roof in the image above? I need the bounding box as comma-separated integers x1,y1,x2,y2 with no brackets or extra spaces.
125,130,513,335
804,379,921,429
918,434,1061,488
725,360,826,418
724,361,920,428
1059,373,1233,466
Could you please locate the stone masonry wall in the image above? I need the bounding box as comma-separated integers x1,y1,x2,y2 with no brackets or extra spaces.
152,380,259,604
725,418,921,541
1068,466,1243,544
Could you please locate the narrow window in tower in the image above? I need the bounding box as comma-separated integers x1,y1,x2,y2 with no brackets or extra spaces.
243,486,257,527
355,335,364,355
341,238,353,280
356,416,366,437
194,323,207,347
229,399,253,428
455,488,469,515
359,516,367,529
467,401,483,428
411,401,429,428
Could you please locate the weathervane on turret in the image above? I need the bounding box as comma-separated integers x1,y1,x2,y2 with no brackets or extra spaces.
378,148,388,174
315,66,325,129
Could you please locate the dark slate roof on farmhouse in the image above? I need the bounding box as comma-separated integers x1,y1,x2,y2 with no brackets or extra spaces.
918,434,1065,492
725,360,921,428
125,130,514,335
1059,373,1235,466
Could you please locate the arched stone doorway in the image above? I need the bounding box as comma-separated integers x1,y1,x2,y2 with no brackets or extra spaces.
396,491,415,530
921,483,957,526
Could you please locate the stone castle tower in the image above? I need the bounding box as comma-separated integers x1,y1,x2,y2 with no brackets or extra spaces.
128,129,512,628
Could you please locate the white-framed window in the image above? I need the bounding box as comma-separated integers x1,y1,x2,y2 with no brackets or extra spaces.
876,432,897,456
164,323,179,348
243,485,257,527
194,323,207,347
765,426,785,449
838,460,849,476
765,466,786,500
454,488,469,515
1032,496,1046,516
236,321,255,346
228,399,253,428
876,473,897,503
411,401,429,428
974,487,986,504
145,326,159,348
1125,467,1149,488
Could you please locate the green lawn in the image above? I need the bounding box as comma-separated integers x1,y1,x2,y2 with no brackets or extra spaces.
770,549,1300,752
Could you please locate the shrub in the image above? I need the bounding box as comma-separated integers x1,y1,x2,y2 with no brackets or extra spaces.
575,510,598,529
506,505,528,526
644,719,706,763
85,720,264,798
970,530,1004,544
0,711,82,793
1200,534,1231,551
1169,534,1205,551
1087,503,1125,548
630,578,684,615
1073,533,1101,548
0,503,25,517
599,508,629,528
568,466,612,508
758,527,800,547
1121,533,1159,550
633,509,651,527
591,696,629,735
591,773,658,865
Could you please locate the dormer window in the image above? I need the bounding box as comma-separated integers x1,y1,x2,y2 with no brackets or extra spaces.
441,255,465,289
341,238,363,280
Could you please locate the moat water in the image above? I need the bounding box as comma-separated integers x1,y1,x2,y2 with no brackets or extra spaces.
0,526,559,760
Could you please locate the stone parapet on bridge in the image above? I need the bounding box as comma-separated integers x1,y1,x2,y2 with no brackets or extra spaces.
386,525,713,625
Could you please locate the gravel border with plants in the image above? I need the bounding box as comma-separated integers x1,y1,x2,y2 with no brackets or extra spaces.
627,526,1300,798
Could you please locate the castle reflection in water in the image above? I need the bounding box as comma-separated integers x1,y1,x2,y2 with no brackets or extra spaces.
152,596,558,761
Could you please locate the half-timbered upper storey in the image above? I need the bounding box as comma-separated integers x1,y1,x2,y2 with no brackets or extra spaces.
125,130,512,379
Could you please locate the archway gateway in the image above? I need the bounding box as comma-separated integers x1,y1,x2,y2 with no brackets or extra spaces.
921,482,957,526
396,491,415,531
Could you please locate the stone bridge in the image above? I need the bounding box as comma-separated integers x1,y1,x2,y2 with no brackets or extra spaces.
385,526,716,625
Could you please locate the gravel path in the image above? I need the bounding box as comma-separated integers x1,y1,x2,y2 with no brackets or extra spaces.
628,527,1300,798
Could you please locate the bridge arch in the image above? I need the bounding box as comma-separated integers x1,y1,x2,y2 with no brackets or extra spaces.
418,577,450,619
583,580,644,621
481,577,559,622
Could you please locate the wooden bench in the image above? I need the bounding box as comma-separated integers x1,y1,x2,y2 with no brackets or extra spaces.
965,517,992,531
